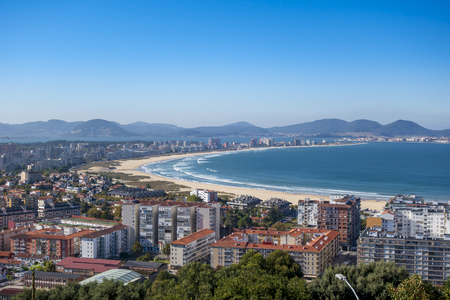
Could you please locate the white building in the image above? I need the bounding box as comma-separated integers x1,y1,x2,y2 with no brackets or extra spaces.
297,198,321,226
169,229,215,272
190,189,218,203
80,225,130,259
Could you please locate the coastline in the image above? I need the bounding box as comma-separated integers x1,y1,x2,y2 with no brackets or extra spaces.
79,147,388,211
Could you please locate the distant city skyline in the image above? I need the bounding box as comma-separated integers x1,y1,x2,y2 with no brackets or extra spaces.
1,1,449,129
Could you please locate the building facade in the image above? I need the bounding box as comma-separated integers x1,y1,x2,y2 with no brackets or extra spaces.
358,227,450,285
210,228,340,279
170,229,215,271
122,200,221,252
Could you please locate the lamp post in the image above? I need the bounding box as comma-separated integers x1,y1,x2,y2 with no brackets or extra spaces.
335,274,359,300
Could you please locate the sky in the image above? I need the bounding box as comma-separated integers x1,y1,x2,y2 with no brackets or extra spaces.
0,1,449,129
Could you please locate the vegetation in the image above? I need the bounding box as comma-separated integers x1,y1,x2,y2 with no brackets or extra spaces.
12,256,446,300
308,262,409,300
132,241,143,254
41,261,56,272
136,253,153,262
187,195,202,202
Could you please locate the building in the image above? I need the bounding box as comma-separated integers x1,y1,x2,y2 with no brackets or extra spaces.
298,198,321,226
80,269,143,285
208,138,221,146
0,225,35,251
56,257,122,277
358,227,450,285
37,201,81,218
80,225,130,259
24,271,84,288
210,228,340,279
190,189,218,203
259,138,274,146
170,229,216,271
259,198,291,215
122,261,164,273
20,171,43,184
0,206,36,229
60,215,121,229
299,195,361,251
226,195,262,210
11,229,94,260
122,200,221,252
107,186,165,198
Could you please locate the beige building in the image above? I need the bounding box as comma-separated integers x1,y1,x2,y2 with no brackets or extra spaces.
210,228,339,279
170,229,216,272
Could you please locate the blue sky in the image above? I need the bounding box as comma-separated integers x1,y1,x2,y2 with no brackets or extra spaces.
1,1,449,129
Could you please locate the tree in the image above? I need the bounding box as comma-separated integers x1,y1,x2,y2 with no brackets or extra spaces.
29,262,42,300
136,253,152,262
271,222,292,231
308,261,409,300
162,243,170,256
389,274,430,300
119,252,128,259
42,261,55,272
114,205,122,221
132,241,143,254
187,195,202,202
266,250,303,279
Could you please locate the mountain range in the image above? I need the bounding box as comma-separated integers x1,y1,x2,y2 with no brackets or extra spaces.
0,119,448,138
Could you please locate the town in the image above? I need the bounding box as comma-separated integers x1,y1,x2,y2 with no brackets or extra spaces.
0,139,449,299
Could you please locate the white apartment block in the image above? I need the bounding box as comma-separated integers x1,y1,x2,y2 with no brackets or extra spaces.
80,225,130,259
169,229,216,272
393,206,448,238
190,189,218,203
122,200,221,252
298,198,320,226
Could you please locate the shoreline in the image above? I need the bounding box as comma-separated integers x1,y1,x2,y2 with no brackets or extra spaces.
79,146,389,211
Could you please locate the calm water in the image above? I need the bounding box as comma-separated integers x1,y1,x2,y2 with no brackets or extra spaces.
141,142,450,200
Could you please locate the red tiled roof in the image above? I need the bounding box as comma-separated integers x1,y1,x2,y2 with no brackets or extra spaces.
170,229,215,245
57,257,122,273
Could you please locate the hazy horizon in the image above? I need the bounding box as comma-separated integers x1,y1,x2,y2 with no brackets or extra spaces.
1,1,449,129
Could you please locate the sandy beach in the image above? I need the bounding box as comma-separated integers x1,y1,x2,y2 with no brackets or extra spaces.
80,150,387,211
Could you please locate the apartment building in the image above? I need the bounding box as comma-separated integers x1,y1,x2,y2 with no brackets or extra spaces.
298,198,321,226
169,229,215,271
37,201,81,218
0,206,36,228
190,189,218,203
358,227,450,285
122,200,221,252
11,229,94,260
259,198,291,215
80,225,130,259
210,228,340,279
227,195,262,210
0,225,35,251
298,195,361,251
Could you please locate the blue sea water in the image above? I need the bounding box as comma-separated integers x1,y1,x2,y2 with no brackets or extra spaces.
141,142,450,200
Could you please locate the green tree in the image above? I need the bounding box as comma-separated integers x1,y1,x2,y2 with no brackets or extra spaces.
162,243,170,256
136,253,152,262
266,250,303,279
187,195,202,202
132,241,143,254
42,261,55,272
388,274,431,300
114,204,122,221
271,222,292,231
308,261,409,300
29,262,42,300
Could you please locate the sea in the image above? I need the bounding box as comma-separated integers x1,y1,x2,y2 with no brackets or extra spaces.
140,142,450,201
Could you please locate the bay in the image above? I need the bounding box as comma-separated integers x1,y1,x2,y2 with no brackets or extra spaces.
141,142,450,200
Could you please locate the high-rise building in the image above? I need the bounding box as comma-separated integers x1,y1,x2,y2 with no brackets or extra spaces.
190,189,218,203
299,195,361,251
122,200,221,252
358,227,450,285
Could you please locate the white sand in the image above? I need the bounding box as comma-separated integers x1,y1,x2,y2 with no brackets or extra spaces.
81,151,387,211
